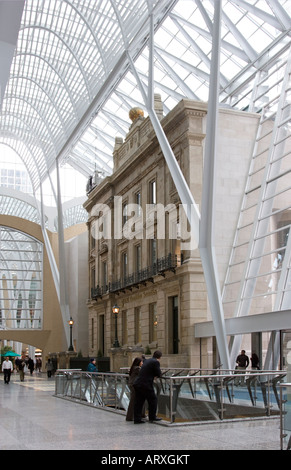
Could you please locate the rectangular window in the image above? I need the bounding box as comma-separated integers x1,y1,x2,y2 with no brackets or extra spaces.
122,202,128,227
122,310,128,345
168,296,179,354
149,180,156,204
91,266,95,290
135,244,141,273
90,223,96,249
102,260,107,290
122,252,128,281
135,306,142,343
149,303,157,343
91,318,94,349
149,238,157,266
136,190,141,216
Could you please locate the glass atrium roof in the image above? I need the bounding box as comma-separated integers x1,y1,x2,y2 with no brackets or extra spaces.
0,0,290,197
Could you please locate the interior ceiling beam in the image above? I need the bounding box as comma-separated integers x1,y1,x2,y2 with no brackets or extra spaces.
73,144,112,174
154,49,200,100
231,0,286,31
155,45,213,86
169,12,251,64
168,14,212,70
101,108,129,133
221,9,257,62
266,0,291,30
133,69,184,107
86,126,115,151
220,32,290,100
66,155,93,178
195,0,214,32
0,0,24,109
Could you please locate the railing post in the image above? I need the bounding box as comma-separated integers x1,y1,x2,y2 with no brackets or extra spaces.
280,384,284,450
101,374,104,406
220,376,224,420
170,377,173,423
267,376,271,416
115,374,117,409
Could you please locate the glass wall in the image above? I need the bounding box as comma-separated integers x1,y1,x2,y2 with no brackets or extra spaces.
0,226,43,329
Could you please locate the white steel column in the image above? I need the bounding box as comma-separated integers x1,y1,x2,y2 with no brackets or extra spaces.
199,0,230,369
56,159,71,347
35,172,70,347
128,0,230,368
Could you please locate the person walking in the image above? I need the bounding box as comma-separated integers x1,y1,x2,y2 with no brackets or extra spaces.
133,350,162,424
235,349,249,385
250,352,260,370
126,357,143,421
2,357,13,384
28,357,34,375
18,357,26,381
46,358,54,378
36,358,42,372
87,358,97,372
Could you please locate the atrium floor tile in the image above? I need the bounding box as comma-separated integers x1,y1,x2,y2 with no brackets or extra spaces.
0,372,281,452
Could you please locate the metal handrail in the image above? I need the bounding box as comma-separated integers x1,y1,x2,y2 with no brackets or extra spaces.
55,368,285,425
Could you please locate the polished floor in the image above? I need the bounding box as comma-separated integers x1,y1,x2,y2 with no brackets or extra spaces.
0,371,281,451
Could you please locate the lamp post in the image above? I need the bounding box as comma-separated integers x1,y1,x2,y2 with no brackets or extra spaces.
68,317,74,351
112,304,120,347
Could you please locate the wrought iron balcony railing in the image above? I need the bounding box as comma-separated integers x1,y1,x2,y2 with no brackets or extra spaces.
91,253,180,299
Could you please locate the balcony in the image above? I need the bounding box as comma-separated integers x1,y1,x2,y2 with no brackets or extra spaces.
91,253,180,299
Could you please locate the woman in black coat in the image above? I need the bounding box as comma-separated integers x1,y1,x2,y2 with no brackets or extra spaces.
126,357,143,421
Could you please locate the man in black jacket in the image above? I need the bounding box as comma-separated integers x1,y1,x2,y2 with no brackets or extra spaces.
235,349,249,385
133,350,162,423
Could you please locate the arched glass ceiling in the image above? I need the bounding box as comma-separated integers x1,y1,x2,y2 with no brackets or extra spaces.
0,193,41,225
0,0,290,194
0,189,87,231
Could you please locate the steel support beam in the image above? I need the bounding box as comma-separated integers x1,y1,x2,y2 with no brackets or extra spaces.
56,158,71,348
199,0,230,369
0,0,24,109
128,1,230,368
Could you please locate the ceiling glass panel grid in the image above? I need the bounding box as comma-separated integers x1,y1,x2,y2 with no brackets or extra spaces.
0,0,165,191
69,0,291,180
1,0,290,194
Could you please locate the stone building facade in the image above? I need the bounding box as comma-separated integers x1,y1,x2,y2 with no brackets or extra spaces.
84,97,259,370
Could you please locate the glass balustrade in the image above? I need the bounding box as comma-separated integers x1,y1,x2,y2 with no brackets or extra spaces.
55,368,285,425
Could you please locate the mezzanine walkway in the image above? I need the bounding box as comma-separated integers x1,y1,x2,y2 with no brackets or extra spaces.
0,371,281,451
